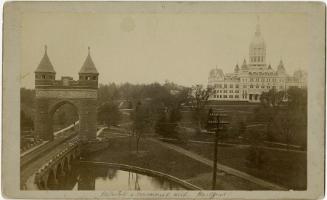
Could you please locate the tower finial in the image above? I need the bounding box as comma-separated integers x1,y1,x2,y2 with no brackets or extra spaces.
45,45,47,54
88,46,90,55
255,16,261,36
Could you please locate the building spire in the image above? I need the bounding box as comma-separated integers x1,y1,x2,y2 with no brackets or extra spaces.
88,46,90,55
44,45,48,54
255,16,261,36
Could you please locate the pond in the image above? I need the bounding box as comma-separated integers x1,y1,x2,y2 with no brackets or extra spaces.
45,162,190,190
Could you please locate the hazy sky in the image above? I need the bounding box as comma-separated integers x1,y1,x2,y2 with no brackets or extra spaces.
21,12,308,88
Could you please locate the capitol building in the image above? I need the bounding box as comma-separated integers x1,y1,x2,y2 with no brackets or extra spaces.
208,21,307,103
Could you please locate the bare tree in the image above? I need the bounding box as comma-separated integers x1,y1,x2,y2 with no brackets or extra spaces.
131,101,153,153
190,84,212,131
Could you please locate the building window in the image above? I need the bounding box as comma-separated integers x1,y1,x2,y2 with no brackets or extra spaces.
230,90,233,93
235,84,239,88
42,75,46,79
250,85,253,88
235,90,239,93
229,95,233,98
235,95,239,98
230,84,233,88
261,85,265,88
243,85,247,88
224,84,227,88
256,85,259,88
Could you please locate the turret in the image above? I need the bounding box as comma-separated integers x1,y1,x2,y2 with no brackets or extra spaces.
277,60,286,74
241,59,248,70
78,47,99,88
234,64,240,73
35,45,56,87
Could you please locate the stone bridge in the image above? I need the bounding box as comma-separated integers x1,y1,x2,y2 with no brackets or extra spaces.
21,123,110,190
33,137,80,190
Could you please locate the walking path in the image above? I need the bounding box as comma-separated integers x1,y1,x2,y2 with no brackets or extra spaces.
96,126,107,137
54,121,79,136
158,137,306,154
150,138,287,190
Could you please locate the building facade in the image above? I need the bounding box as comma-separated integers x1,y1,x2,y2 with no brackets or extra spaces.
208,22,307,103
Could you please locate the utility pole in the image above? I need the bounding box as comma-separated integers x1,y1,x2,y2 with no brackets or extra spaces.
207,108,229,190
212,114,219,189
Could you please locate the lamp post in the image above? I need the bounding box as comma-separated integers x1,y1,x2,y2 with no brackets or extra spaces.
207,108,229,190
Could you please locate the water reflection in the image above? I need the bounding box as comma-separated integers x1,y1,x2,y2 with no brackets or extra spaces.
45,163,187,190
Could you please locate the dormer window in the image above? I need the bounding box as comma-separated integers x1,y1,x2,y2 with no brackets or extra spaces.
42,75,46,79
93,76,97,80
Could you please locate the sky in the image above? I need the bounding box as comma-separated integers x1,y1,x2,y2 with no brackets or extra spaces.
20,12,308,88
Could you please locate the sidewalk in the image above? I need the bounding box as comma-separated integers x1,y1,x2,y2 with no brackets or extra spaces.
150,138,287,190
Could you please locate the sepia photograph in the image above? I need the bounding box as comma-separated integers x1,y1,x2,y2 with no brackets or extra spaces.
2,1,325,199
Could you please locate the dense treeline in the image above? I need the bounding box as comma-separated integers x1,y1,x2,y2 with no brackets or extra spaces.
20,84,307,149
252,87,307,148
20,88,35,132
98,81,188,106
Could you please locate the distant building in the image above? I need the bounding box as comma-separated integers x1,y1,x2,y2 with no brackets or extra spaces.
208,20,307,103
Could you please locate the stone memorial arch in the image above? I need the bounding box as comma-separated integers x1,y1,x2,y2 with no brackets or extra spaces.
34,46,99,141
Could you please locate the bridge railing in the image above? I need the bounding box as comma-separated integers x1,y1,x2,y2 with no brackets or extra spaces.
21,121,80,155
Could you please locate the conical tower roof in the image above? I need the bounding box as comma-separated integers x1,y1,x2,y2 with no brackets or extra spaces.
241,59,248,70
234,64,240,72
35,45,56,73
79,47,99,74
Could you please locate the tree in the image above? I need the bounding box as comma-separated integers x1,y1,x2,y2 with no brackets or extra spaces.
245,127,267,168
189,85,212,131
131,102,153,153
21,110,34,131
57,111,66,127
155,106,182,138
255,88,307,149
98,102,122,127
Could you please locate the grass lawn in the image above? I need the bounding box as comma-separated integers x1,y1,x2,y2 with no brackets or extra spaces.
180,142,306,190
84,136,267,190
